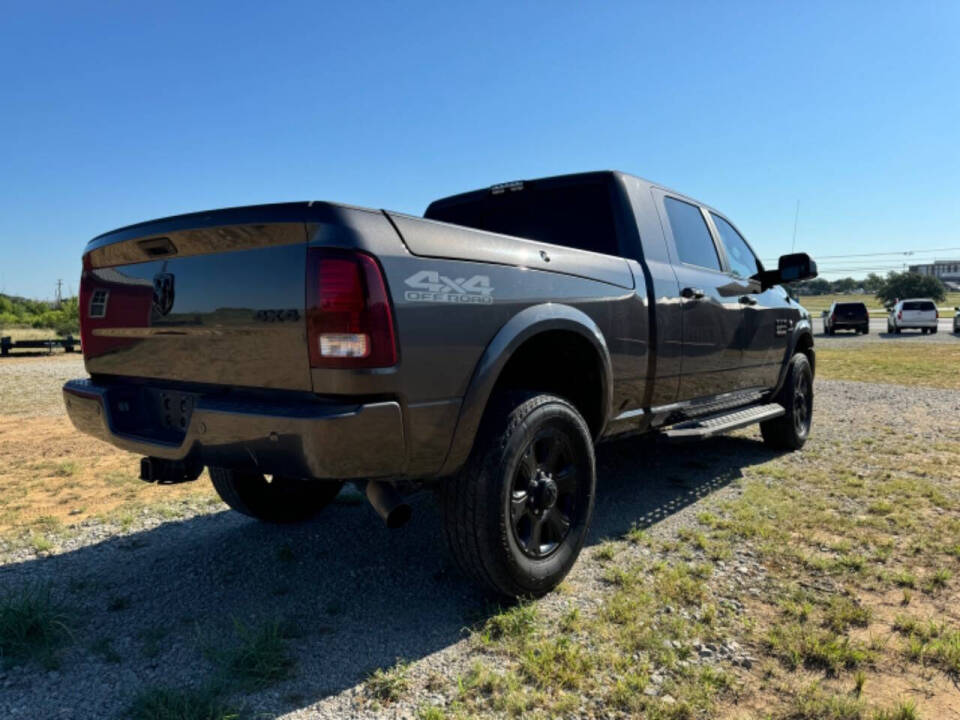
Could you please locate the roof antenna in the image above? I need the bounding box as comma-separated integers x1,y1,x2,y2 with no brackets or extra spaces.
790,200,800,253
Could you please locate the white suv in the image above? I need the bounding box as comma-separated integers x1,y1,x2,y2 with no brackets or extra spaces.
887,299,939,334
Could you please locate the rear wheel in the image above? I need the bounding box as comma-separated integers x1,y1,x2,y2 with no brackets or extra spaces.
441,393,596,598
761,353,813,451
862,324,869,334
210,467,343,523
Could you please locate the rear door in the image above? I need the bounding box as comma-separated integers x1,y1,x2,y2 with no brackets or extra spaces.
901,300,936,324
655,192,745,400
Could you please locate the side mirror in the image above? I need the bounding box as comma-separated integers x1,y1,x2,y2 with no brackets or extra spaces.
753,252,818,290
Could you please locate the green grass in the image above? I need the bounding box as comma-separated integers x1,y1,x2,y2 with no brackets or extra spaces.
366,659,411,703
0,585,71,668
817,343,960,390
219,620,296,691
126,684,238,720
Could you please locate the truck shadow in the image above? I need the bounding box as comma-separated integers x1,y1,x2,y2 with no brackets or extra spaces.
0,433,777,718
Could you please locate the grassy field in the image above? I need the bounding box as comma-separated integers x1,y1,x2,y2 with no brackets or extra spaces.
817,343,960,390
796,292,960,314
408,375,960,719
0,327,72,342
1,345,959,718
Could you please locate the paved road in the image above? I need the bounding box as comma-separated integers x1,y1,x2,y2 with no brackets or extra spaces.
814,316,959,344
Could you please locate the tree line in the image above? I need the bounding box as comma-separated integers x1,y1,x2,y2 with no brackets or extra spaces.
791,271,948,305
0,294,80,336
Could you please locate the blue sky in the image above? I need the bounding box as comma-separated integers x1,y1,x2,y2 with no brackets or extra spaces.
1,1,958,298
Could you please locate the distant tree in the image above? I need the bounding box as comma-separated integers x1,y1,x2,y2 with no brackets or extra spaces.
830,277,858,293
797,278,832,295
875,271,946,306
863,273,885,293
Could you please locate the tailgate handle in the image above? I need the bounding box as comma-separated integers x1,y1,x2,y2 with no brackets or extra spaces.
738,295,758,306
681,287,705,300
138,237,177,258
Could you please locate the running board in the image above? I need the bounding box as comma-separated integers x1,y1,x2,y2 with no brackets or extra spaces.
662,403,785,441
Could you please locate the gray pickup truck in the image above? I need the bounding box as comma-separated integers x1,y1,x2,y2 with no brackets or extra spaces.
64,170,817,598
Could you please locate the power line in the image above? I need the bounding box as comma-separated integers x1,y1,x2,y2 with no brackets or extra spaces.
762,246,960,262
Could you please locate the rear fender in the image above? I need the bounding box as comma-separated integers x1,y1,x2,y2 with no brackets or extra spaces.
438,303,613,476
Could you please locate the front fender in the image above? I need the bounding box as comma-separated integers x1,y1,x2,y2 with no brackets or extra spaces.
772,316,815,397
438,303,613,477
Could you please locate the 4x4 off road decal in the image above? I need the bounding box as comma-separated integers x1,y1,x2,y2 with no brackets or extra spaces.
404,270,494,305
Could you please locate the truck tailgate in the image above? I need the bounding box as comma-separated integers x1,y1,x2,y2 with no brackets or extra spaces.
81,217,311,391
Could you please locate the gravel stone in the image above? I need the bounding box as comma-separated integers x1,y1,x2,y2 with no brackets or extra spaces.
1,378,956,718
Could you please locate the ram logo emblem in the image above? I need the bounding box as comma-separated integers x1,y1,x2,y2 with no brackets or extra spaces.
152,272,175,317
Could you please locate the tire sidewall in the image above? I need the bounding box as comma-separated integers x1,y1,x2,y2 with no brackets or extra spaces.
491,398,596,596
786,353,813,444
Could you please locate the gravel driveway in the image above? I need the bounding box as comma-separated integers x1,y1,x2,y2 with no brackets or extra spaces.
1,377,956,719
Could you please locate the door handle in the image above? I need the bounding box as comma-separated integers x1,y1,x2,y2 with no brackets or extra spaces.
681,287,705,300
739,295,758,306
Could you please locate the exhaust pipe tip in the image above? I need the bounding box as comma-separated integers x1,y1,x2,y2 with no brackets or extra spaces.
364,480,412,529
384,502,412,530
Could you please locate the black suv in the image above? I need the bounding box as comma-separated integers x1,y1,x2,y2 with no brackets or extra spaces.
824,301,869,335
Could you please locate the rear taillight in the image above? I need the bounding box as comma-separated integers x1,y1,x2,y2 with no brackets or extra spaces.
306,249,397,368
936,310,939,319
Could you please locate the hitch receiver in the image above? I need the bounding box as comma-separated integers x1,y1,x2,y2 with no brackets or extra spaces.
140,457,203,484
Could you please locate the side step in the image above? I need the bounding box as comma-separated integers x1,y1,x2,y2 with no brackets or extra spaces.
662,403,785,441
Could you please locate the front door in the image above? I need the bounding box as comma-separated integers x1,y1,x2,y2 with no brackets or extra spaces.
707,211,786,389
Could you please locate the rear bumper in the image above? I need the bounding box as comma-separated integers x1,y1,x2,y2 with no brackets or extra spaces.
63,379,405,480
893,320,938,329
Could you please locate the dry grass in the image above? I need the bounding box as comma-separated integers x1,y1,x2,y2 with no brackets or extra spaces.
0,328,70,342
816,343,960,390
0,355,219,549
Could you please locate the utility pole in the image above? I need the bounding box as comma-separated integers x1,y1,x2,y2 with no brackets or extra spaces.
55,279,63,308
790,200,800,253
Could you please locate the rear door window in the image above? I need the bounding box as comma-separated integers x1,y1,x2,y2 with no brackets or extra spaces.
664,197,722,271
903,301,936,311
836,303,867,317
710,213,760,279
425,181,620,256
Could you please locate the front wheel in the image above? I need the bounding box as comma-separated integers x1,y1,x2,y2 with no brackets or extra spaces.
441,393,596,598
210,467,343,523
761,353,813,451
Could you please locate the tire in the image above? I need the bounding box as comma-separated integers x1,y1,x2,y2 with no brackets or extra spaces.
209,467,343,523
862,324,869,335
895,326,902,334
441,393,596,599
931,327,938,334
761,353,813,451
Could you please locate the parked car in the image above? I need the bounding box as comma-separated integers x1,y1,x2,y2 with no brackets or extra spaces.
887,299,939,334
823,301,869,335
63,170,818,598
954,307,960,334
